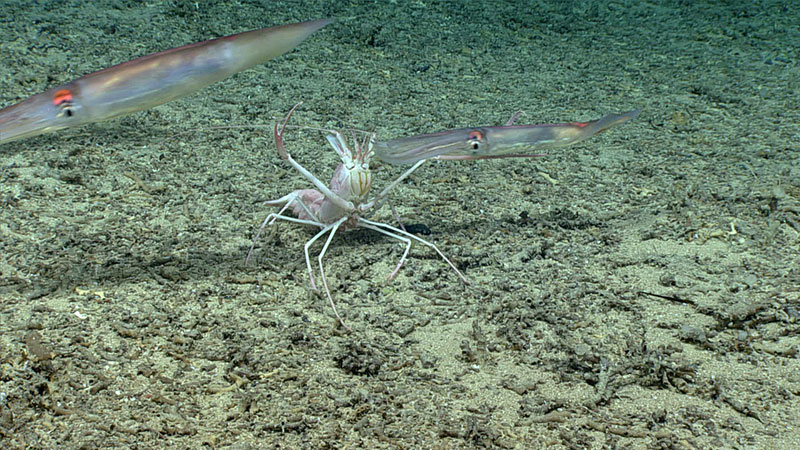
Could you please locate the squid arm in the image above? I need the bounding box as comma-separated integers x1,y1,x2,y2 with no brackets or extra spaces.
0,18,331,145
373,108,642,165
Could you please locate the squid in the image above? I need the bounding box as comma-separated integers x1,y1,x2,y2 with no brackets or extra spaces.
373,108,641,165
0,18,331,145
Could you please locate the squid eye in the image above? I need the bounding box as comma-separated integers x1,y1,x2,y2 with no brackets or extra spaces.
467,131,483,150
53,89,76,118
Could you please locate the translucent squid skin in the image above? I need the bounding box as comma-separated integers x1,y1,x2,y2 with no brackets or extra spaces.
0,18,331,145
373,108,642,165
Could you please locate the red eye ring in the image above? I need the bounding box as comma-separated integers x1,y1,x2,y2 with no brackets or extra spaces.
52,89,73,106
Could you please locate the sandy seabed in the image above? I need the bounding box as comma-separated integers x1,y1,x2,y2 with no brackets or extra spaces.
1,1,798,448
